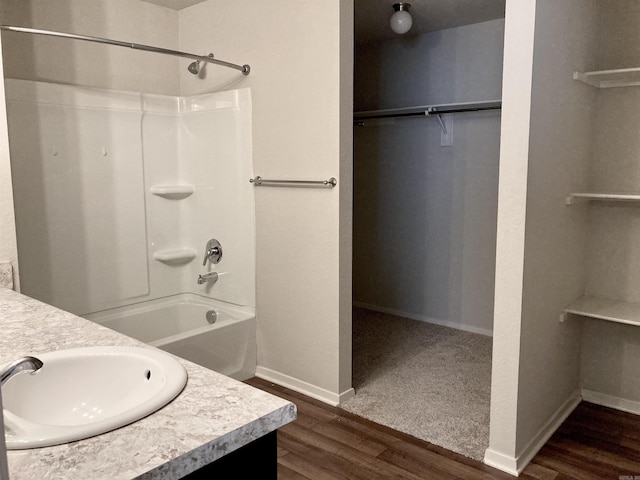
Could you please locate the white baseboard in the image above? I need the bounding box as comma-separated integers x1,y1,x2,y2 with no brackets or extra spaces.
483,449,519,476
353,301,493,337
582,389,640,415
255,366,355,406
484,389,581,477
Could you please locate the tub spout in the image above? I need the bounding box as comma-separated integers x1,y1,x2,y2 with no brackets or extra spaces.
1,356,44,387
197,272,219,285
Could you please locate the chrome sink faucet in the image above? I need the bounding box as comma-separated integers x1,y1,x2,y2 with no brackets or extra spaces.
0,356,44,387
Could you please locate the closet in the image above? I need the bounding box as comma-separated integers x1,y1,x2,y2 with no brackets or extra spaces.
347,15,505,460
352,19,505,336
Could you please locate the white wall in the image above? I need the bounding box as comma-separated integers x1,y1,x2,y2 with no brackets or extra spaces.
485,1,537,469
486,0,599,474
0,36,17,290
0,38,13,452
355,20,504,111
353,20,504,335
178,0,354,403
0,0,179,95
516,0,598,453
580,0,640,408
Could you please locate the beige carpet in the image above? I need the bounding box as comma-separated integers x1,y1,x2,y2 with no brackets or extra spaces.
341,307,492,460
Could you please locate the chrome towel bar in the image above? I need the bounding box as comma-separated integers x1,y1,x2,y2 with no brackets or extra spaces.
249,176,337,188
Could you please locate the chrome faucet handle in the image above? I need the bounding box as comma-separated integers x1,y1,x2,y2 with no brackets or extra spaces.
202,239,223,265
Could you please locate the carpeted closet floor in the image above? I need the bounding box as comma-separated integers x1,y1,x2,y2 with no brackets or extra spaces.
340,307,492,461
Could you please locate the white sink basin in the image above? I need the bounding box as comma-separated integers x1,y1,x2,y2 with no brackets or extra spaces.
2,346,187,449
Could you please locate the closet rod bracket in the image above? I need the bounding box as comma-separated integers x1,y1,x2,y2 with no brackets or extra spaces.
425,108,448,134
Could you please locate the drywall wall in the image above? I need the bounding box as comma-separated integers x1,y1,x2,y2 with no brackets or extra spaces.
353,20,504,335
0,35,18,289
338,0,354,396
0,42,11,480
354,19,504,110
179,0,354,403
484,0,536,470
580,0,640,408
0,0,179,95
515,0,598,457
486,0,599,474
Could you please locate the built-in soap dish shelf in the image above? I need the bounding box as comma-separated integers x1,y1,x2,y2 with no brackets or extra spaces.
153,248,197,265
150,185,194,199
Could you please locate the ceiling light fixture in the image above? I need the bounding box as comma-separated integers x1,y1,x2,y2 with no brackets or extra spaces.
390,3,413,35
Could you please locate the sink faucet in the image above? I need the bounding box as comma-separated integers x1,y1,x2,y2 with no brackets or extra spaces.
197,271,219,285
0,356,44,387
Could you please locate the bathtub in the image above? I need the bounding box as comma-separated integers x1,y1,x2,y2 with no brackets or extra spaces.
84,294,257,381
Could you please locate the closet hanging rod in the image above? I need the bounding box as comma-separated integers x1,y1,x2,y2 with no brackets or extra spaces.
249,176,337,188
353,100,501,121
0,25,250,75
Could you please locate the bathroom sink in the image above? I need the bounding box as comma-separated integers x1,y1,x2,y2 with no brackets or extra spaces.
2,346,187,449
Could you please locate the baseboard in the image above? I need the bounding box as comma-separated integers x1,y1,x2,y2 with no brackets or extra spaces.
255,366,355,406
582,389,640,415
483,389,581,477
483,449,519,476
353,301,493,337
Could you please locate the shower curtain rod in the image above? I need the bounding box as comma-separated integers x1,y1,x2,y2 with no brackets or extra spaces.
0,25,250,75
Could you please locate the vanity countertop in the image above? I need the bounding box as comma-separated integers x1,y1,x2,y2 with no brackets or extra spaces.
0,288,296,479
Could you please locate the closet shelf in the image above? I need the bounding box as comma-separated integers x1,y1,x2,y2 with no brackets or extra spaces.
153,248,196,264
564,295,640,327
150,185,194,199
565,192,640,205
573,67,640,88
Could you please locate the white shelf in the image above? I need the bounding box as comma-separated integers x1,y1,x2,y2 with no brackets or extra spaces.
150,185,194,199
153,248,197,264
353,100,502,120
566,192,640,205
573,67,640,88
564,295,640,327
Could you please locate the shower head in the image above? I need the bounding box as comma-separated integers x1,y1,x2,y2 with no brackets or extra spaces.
188,61,200,75
187,53,214,76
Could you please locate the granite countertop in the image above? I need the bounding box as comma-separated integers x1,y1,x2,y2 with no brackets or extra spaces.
0,288,296,479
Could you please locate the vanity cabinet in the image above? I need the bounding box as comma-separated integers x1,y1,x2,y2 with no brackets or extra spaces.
184,432,277,479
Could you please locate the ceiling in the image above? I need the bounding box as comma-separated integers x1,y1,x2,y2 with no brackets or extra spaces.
144,0,506,44
355,0,506,44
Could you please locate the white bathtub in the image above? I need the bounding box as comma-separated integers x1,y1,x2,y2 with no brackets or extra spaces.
84,294,257,381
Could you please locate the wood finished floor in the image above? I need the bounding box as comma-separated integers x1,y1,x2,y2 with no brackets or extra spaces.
246,377,640,480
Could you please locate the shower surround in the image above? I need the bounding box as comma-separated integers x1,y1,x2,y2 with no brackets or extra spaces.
6,79,255,374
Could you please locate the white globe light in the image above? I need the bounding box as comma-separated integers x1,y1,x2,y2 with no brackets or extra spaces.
390,8,412,35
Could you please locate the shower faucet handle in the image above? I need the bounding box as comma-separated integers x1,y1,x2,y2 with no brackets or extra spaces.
202,239,223,265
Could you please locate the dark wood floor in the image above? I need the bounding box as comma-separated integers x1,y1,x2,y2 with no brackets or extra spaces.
246,377,640,480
